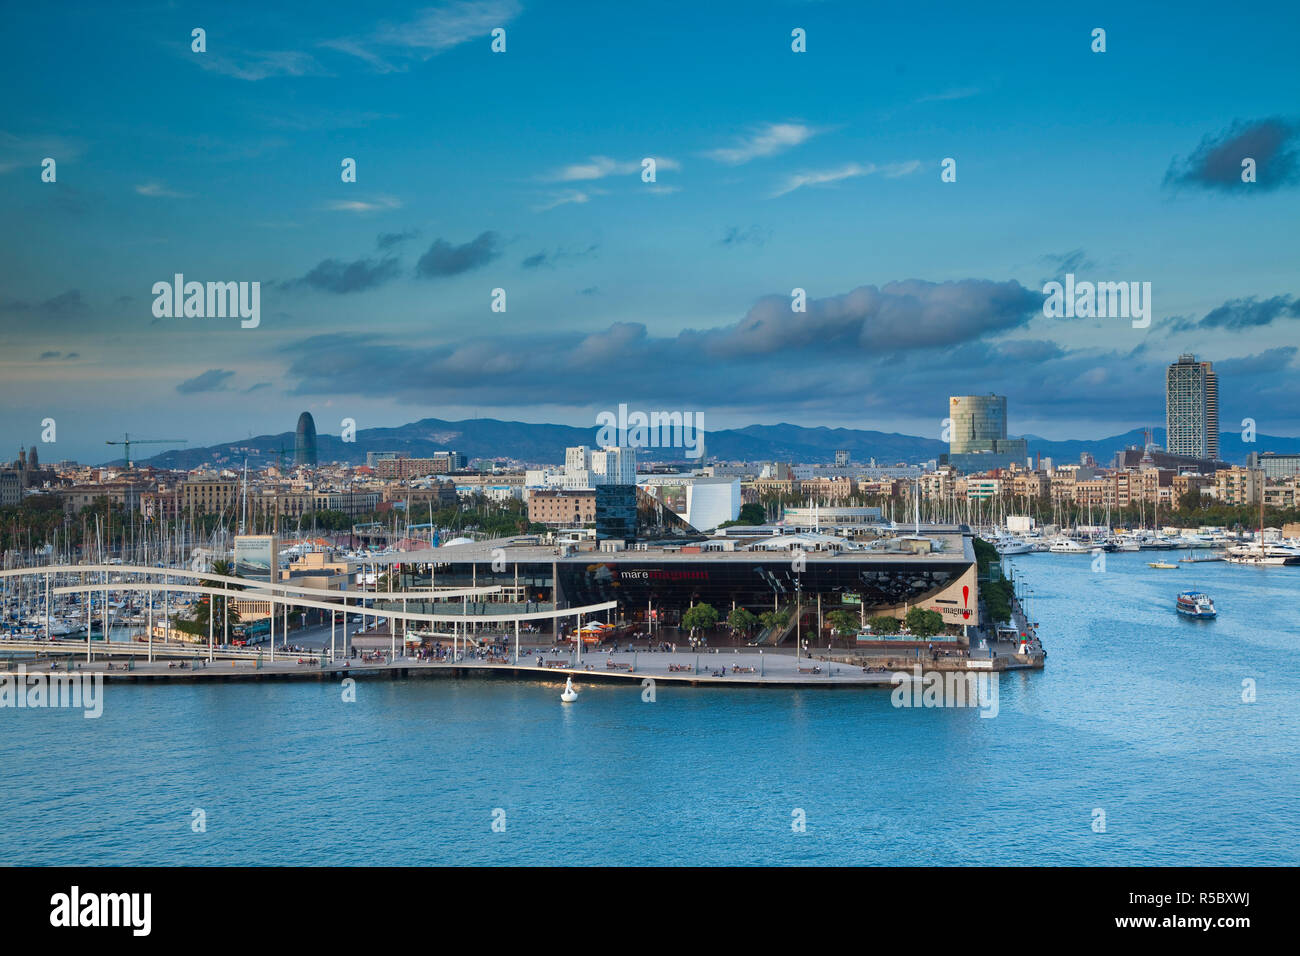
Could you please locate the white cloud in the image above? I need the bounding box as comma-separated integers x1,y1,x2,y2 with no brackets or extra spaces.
135,181,191,198
325,0,523,71
198,50,326,82
534,190,593,212
323,195,403,213
704,122,818,164
770,160,920,197
547,155,680,182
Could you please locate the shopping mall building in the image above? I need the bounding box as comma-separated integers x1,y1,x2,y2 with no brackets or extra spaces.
375,525,981,639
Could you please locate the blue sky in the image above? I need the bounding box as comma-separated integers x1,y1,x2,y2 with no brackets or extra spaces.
2,0,1299,463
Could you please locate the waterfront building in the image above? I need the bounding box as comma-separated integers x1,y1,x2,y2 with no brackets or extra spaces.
591,446,637,485
780,506,883,531
528,489,596,527
639,475,741,531
372,453,467,479
799,476,857,501
1262,479,1298,510
1248,451,1300,481
0,469,21,507
376,526,980,635
1166,354,1219,460
1214,466,1263,506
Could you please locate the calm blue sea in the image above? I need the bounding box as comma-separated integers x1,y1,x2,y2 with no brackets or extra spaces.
2,553,1297,866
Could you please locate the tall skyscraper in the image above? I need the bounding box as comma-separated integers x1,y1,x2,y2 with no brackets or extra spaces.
294,412,318,467
946,394,1027,472
949,394,1008,454
1166,354,1218,460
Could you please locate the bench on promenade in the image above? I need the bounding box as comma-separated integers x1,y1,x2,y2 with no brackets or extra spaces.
486,656,510,664
605,660,633,670
797,665,823,675
544,659,571,669
731,665,756,674
667,663,693,672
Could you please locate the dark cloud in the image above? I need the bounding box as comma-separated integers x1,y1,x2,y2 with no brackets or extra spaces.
989,339,1066,363
1213,346,1297,376
244,382,271,393
281,256,401,294
681,279,1041,357
38,351,60,360
177,369,235,394
520,243,598,270
277,278,1044,414
376,229,419,251
718,225,768,247
415,231,500,278
1199,294,1300,329
1164,118,1300,192
0,289,87,317
578,286,599,296
1039,248,1094,275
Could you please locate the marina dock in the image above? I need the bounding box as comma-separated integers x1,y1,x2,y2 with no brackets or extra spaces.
0,644,1041,688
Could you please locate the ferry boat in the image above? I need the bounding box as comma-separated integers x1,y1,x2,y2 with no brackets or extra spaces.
1147,561,1178,569
1175,591,1217,619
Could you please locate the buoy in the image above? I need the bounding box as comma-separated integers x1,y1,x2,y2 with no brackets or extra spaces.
560,675,578,703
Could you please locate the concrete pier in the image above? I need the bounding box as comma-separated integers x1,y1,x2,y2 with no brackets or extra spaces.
0,645,1041,688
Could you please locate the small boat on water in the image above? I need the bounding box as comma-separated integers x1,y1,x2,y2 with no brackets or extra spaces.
1222,543,1300,566
1049,538,1091,554
1176,591,1217,619
1148,562,1178,569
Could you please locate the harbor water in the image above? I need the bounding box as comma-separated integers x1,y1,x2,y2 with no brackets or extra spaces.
2,552,1297,865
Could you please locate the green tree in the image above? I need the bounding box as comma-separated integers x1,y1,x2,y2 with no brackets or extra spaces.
905,606,945,638
759,608,790,631
827,609,860,637
868,615,901,635
681,603,719,635
719,502,767,528
175,560,243,639
727,607,758,636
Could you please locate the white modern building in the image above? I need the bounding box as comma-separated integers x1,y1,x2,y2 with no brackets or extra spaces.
638,475,740,531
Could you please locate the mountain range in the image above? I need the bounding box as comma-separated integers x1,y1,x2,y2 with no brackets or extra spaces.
128,418,1300,471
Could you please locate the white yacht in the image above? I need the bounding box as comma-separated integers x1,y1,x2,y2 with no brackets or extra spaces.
1223,543,1300,566
1048,538,1091,554
994,536,1034,556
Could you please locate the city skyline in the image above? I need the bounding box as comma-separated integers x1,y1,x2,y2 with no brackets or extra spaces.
3,1,1299,464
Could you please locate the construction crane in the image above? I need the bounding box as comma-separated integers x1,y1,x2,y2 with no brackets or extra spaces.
105,432,187,469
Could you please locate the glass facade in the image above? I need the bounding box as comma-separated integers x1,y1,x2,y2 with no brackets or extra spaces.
390,555,973,627
595,484,638,541
948,394,1007,454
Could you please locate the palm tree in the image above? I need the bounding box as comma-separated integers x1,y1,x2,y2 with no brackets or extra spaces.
186,559,242,636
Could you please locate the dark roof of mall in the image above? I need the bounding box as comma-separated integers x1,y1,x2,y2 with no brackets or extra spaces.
351,526,975,566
